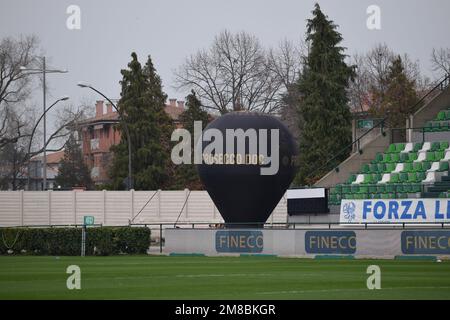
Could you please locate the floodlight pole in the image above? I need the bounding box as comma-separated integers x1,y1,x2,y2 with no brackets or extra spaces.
20,57,68,190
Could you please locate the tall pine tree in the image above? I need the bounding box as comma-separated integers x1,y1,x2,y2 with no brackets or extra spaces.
173,90,210,190
295,3,355,185
110,53,174,190
55,134,93,189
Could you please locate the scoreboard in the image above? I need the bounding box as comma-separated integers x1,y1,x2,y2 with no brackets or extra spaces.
286,188,329,215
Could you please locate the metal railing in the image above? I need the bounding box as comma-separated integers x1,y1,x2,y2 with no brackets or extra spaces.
2,221,449,254
305,73,450,183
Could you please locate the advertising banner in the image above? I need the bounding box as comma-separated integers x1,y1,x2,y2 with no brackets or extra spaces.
340,199,450,224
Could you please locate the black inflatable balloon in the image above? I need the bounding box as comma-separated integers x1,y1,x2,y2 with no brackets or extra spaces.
197,111,298,227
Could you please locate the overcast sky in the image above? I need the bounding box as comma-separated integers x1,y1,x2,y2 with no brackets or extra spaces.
1,0,450,131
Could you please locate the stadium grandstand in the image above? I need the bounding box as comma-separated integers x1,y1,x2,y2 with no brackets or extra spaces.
309,74,450,219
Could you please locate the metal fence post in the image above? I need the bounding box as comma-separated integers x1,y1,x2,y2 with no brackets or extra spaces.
103,190,106,225
73,190,76,224
81,225,86,257
159,224,163,254
130,189,134,222
48,190,51,226
20,190,24,226
185,188,189,218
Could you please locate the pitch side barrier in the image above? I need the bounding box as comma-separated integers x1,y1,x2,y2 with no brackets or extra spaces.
150,221,450,258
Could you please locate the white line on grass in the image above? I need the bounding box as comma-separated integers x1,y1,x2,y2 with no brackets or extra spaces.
256,286,450,295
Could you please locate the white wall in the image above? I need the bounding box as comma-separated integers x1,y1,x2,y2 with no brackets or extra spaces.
0,190,288,227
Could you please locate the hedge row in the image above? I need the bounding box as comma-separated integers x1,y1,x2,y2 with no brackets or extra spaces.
0,227,150,256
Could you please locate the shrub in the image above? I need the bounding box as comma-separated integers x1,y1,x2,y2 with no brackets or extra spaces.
0,226,150,256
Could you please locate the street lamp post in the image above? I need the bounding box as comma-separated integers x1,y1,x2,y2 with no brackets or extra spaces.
20,57,68,190
26,96,70,189
77,82,133,190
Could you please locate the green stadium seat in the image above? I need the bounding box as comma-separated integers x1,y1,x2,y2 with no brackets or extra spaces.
377,185,386,193
399,173,409,183
436,151,444,160
385,163,396,173
342,185,351,194
373,173,382,183
346,175,356,184
440,122,450,131
440,141,449,151
413,143,423,152
389,173,400,184
396,143,405,152
438,161,449,172
399,153,409,163
351,185,360,193
358,186,368,194
431,142,441,151
432,122,441,132
437,111,446,121
408,153,418,162
381,154,391,163
369,163,379,173
408,173,418,183
387,144,396,153
417,172,426,181
368,185,377,193
390,153,400,163
361,164,370,174
422,161,432,171
402,184,412,193
362,174,373,184
412,162,422,172
386,184,396,193
402,163,413,173
426,152,436,162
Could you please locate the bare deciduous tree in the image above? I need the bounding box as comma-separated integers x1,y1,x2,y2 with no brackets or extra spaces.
0,35,88,190
431,47,450,76
0,35,39,148
348,43,429,114
174,30,302,114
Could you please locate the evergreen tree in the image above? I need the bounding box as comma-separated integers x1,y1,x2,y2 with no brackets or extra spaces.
370,56,419,129
55,134,93,189
110,53,174,190
295,3,355,184
173,90,210,190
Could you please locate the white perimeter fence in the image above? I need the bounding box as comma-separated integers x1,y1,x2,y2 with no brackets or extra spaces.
0,190,287,227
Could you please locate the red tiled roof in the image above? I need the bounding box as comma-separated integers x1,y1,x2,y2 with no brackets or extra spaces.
79,104,184,126
164,104,184,121
31,150,65,164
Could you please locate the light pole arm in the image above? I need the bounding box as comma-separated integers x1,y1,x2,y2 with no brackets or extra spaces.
27,99,65,158
26,98,66,189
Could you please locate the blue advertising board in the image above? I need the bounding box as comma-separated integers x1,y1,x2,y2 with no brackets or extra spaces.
215,230,263,253
401,231,450,254
305,231,356,254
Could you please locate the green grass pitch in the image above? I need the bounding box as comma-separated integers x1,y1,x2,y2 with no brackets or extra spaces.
0,255,449,299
